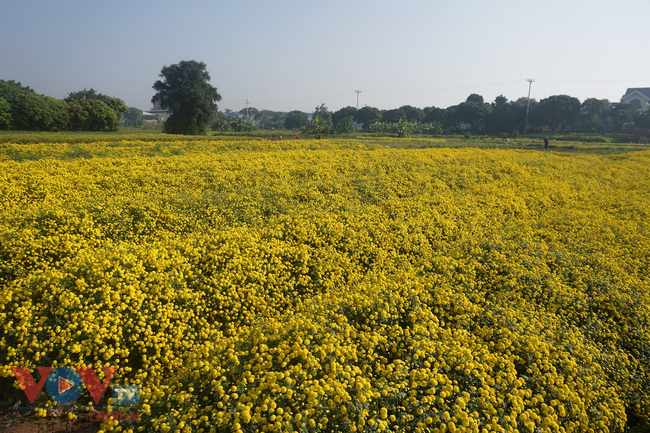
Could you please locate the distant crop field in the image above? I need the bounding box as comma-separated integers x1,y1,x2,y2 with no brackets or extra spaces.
1,134,649,432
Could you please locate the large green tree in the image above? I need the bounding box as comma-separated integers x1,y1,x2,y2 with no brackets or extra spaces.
0,80,131,131
336,116,355,134
66,99,121,131
510,97,537,134
485,95,534,135
356,106,381,129
309,115,328,134
606,102,638,133
65,87,127,131
532,95,581,132
448,95,492,132
256,110,286,130
466,93,485,104
0,80,68,131
634,108,650,130
578,98,609,132
284,110,309,129
238,107,259,122
0,97,11,130
64,88,108,102
123,107,144,127
332,106,357,127
485,95,511,134
381,108,406,124
313,103,332,127
423,106,444,124
152,60,221,135
12,92,68,131
399,105,424,122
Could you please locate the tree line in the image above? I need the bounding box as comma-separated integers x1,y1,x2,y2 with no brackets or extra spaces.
147,61,650,136
0,80,129,131
225,93,650,137
4,57,650,137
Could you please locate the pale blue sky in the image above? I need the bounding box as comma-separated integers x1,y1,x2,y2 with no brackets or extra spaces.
1,0,648,113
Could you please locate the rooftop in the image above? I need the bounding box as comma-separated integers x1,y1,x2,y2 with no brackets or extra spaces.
623,88,650,99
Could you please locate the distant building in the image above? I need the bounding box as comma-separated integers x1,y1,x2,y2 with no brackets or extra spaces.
621,88,650,111
141,111,158,123
150,99,171,123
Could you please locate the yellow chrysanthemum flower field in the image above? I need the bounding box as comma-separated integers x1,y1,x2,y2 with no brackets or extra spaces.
0,135,649,432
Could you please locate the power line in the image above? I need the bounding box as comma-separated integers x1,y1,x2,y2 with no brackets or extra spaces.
241,91,354,105
536,78,650,83
364,80,524,93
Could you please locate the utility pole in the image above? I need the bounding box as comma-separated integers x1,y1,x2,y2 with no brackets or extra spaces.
524,79,534,135
355,90,361,131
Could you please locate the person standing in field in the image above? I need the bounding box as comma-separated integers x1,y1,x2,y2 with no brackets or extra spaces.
544,137,549,150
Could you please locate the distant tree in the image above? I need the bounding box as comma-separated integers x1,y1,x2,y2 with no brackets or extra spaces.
485,95,510,134
484,95,539,135
381,108,406,124
65,88,128,116
0,97,11,130
10,92,67,131
284,110,309,129
420,121,444,135
606,102,639,133
65,87,128,129
511,97,536,134
0,80,34,95
238,107,259,122
396,118,414,138
211,118,230,131
64,88,108,102
532,95,581,132
313,103,332,126
152,60,222,135
332,106,357,127
10,92,44,130
423,106,444,124
0,80,131,131
450,100,492,132
466,94,485,104
356,106,381,129
443,106,459,131
0,81,34,116
336,116,355,134
0,80,67,131
634,108,650,130
400,105,424,122
66,100,120,131
229,117,253,132
123,107,144,127
44,96,69,131
257,110,286,130
578,98,609,132
104,97,129,119
309,115,328,134
492,95,508,109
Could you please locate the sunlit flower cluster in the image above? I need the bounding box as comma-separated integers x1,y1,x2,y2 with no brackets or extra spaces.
0,136,649,432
